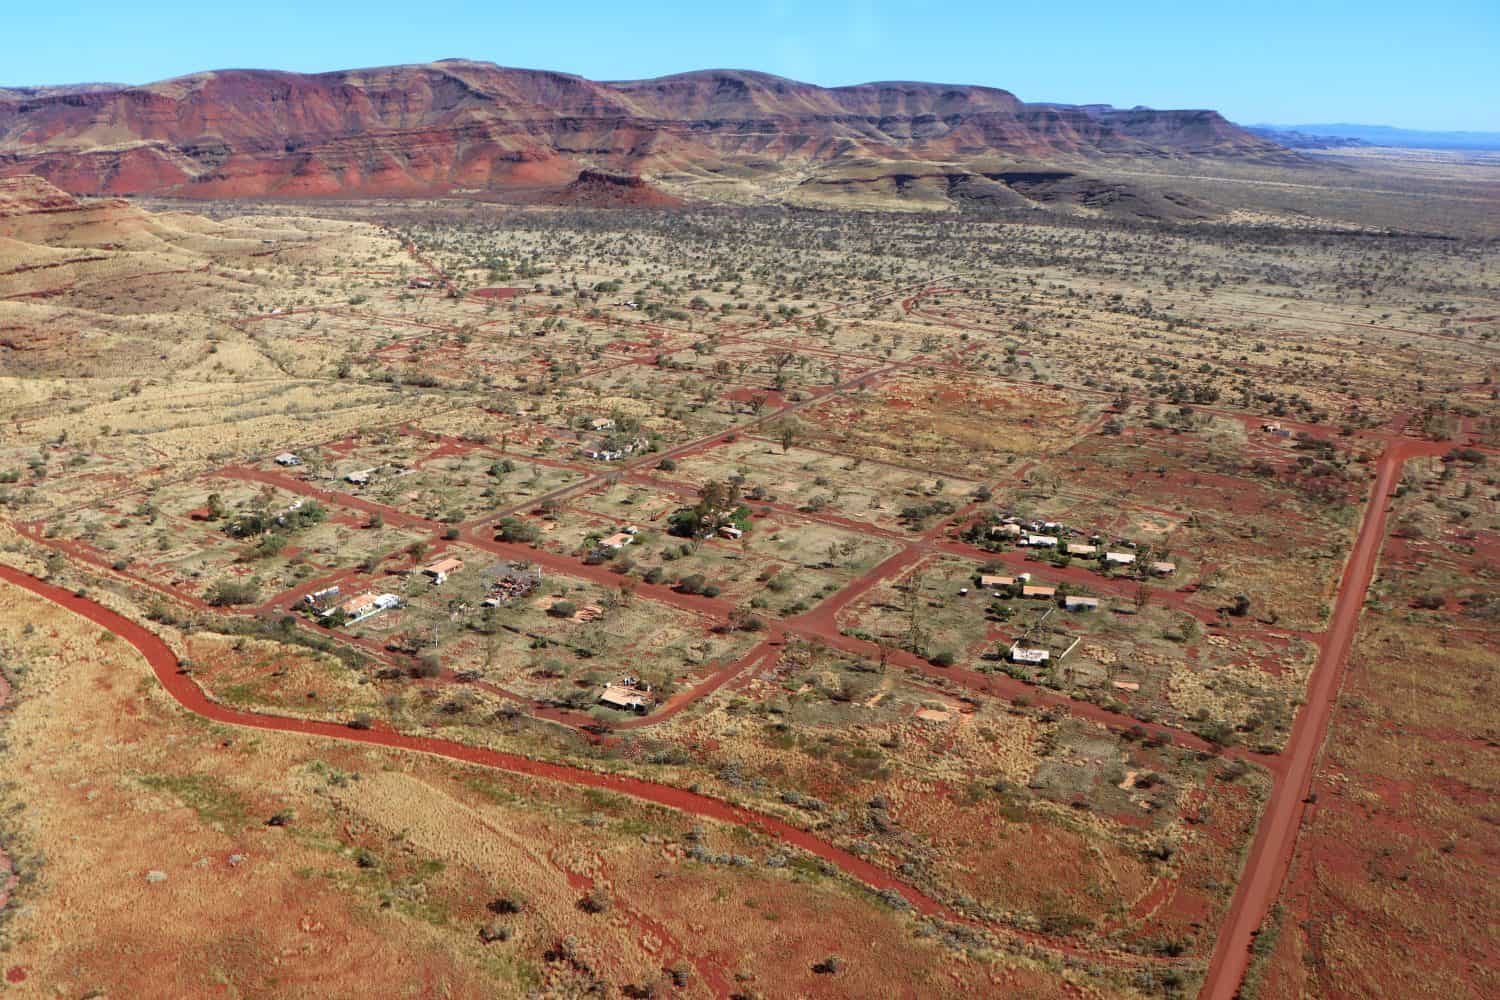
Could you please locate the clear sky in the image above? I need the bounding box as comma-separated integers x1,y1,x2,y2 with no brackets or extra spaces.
6,1,1497,130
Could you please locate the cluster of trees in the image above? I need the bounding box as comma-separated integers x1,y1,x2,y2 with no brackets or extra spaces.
667,480,750,539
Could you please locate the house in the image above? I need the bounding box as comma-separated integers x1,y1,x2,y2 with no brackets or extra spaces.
1150,561,1177,576
1022,585,1056,599
599,681,653,713
590,417,616,432
1064,595,1101,612
1066,543,1097,557
1025,534,1059,548
718,524,743,540
979,574,1015,589
274,452,301,467
408,277,435,289
1009,644,1051,665
599,532,634,550
1105,551,1136,566
346,467,378,486
421,557,464,585
990,522,1023,539
325,591,400,624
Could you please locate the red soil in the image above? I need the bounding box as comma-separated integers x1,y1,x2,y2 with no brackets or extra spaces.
1199,437,1451,1000
0,670,12,915
0,564,967,924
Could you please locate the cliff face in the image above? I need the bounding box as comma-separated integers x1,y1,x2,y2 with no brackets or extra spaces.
0,60,1295,202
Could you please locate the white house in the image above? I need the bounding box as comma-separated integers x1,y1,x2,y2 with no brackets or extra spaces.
274,452,301,467
325,591,400,624
1064,595,1101,611
1026,534,1059,548
1105,551,1136,566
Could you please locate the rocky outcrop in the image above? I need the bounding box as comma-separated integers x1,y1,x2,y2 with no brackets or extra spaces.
541,170,684,208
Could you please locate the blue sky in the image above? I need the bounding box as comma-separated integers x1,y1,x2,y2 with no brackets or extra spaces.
7,1,1497,129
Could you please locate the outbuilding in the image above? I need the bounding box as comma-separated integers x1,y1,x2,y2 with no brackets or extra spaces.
599,683,652,713
421,557,464,585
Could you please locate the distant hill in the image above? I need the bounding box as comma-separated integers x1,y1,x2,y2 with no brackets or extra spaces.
1250,123,1500,151
0,60,1298,217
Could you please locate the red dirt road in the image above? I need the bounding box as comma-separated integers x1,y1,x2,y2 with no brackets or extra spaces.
1198,438,1447,999
0,670,12,913
0,562,1196,971
0,564,965,925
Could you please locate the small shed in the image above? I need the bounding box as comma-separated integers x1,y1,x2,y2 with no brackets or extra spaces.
599,683,652,713
422,557,464,585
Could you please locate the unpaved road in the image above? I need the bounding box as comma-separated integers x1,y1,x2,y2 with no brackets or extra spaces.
1198,437,1449,999
0,562,1177,970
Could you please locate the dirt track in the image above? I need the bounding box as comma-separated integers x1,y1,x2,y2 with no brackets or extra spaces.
0,670,12,912
1197,437,1449,999
0,561,1201,971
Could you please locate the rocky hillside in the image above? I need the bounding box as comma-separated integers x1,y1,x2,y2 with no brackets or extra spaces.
0,60,1297,212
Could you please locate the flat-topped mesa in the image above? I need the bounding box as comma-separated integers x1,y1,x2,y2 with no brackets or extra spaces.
0,60,1296,201
0,175,84,216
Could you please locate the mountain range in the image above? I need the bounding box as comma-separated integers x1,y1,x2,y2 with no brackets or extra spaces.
0,60,1303,215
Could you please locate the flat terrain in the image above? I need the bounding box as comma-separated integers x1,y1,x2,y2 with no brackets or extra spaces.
0,174,1495,998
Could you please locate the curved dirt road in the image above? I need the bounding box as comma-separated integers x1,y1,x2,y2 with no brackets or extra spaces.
0,564,966,920
0,562,1202,972
1198,438,1446,999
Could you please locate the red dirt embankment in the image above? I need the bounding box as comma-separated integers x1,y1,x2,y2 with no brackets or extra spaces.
0,564,958,923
